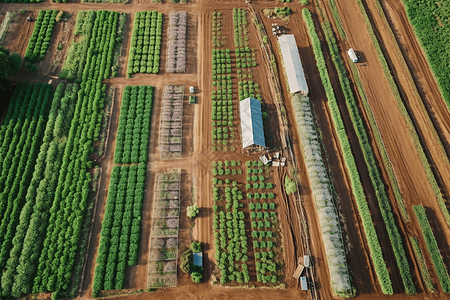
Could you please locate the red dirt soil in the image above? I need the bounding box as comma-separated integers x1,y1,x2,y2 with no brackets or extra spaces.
3,0,450,299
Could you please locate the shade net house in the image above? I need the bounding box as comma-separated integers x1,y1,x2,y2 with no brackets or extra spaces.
278,34,308,95
239,97,266,152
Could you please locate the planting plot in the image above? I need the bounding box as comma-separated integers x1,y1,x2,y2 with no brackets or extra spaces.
212,161,251,285
0,84,53,294
399,0,450,110
24,10,59,62
114,85,155,164
166,11,187,73
147,169,182,288
126,11,163,78
92,164,147,297
319,19,415,295
159,85,184,160
0,10,125,299
245,161,283,285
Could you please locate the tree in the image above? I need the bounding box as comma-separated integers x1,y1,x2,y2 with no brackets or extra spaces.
187,205,199,218
191,241,202,252
191,271,203,283
0,47,22,84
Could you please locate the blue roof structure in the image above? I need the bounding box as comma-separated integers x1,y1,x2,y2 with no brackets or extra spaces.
239,98,266,149
193,252,203,267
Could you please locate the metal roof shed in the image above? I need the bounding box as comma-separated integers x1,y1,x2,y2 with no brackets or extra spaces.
278,34,308,95
239,97,266,149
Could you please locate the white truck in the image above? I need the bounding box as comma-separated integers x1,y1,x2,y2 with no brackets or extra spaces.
189,86,197,94
348,48,358,63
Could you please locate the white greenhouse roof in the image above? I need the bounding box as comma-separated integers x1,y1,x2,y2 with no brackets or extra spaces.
278,34,308,94
239,98,266,149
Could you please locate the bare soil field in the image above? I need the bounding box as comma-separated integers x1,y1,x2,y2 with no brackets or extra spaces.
1,10,34,55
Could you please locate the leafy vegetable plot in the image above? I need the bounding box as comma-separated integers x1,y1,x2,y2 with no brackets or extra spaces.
25,10,59,62
127,11,163,77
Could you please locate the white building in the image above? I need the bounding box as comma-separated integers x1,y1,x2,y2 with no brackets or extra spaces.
278,34,308,95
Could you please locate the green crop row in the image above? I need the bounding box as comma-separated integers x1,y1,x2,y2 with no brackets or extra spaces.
0,83,79,298
0,83,53,284
321,21,415,294
93,164,146,296
212,162,250,285
400,0,450,110
413,206,450,292
211,48,236,147
353,0,450,228
324,0,346,40
212,11,224,47
302,8,392,294
61,10,124,81
114,85,154,164
127,11,163,77
249,200,279,284
35,11,120,297
233,8,248,48
409,236,434,292
25,10,59,62
347,61,408,222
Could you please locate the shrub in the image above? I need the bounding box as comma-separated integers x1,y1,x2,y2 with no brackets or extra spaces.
187,205,200,218
285,176,297,195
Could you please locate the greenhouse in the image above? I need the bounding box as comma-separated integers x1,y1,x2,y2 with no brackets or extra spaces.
278,34,308,95
239,97,266,149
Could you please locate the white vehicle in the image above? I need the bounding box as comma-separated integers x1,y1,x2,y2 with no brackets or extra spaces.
348,48,358,63
304,255,310,268
189,86,196,94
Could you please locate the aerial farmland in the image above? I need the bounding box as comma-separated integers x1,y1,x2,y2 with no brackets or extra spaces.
1,0,450,299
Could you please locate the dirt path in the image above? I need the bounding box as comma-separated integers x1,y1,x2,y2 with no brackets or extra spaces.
80,85,124,298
